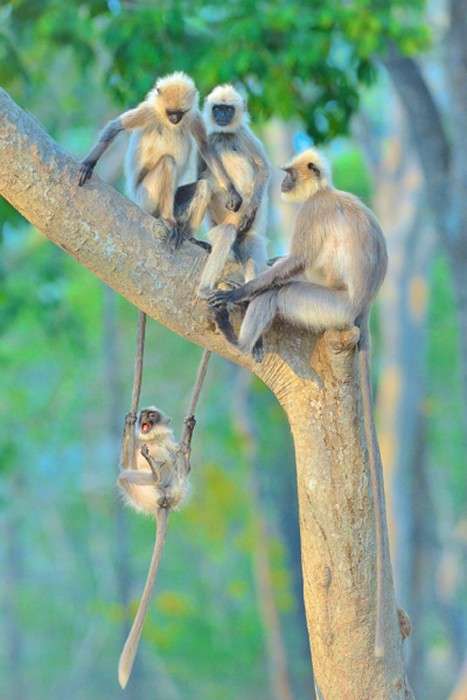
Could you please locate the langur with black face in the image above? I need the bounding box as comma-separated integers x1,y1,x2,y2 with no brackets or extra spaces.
78,72,241,245
196,84,270,297
117,406,188,689
209,148,391,659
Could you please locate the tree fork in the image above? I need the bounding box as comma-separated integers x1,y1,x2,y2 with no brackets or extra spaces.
0,89,411,699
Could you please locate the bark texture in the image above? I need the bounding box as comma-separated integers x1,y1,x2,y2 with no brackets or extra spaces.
0,89,411,699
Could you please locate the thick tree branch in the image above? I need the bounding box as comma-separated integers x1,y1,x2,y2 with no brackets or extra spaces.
383,51,451,238
0,88,251,367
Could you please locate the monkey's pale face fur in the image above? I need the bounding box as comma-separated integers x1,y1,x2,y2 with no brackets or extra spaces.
281,148,332,203
204,84,248,133
137,406,173,442
150,72,198,125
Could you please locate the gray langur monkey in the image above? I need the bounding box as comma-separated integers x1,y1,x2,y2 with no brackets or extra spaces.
196,84,270,297
78,72,241,244
209,148,390,658
117,406,191,689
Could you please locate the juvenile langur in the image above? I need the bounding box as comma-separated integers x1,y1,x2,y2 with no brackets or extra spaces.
209,148,390,658
117,406,190,689
78,72,241,242
196,84,270,297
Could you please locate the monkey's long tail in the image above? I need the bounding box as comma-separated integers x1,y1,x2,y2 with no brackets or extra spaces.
358,313,386,658
118,507,169,689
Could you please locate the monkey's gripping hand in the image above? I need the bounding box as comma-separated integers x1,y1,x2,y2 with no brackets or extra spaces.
225,185,242,213
207,285,246,308
238,203,258,234
78,159,96,186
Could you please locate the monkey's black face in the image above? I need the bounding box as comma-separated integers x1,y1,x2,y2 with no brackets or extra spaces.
281,168,297,193
139,409,162,434
212,104,236,127
166,110,186,125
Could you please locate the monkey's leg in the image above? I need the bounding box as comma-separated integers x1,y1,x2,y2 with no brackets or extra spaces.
197,223,237,298
137,156,177,231
238,290,279,357
275,281,354,330
173,179,212,249
118,470,158,486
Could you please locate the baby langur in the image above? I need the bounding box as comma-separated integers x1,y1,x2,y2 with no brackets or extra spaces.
197,84,270,298
78,72,241,244
117,406,189,689
210,148,390,658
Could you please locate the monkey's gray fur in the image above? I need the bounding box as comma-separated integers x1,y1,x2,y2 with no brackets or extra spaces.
78,72,241,240
196,84,270,296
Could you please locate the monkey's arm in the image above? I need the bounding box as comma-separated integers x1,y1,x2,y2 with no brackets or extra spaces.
118,469,160,485
208,255,304,306
238,133,270,232
190,114,242,213
119,412,138,469
78,103,153,186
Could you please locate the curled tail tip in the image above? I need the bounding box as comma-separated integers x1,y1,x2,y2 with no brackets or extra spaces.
118,654,131,689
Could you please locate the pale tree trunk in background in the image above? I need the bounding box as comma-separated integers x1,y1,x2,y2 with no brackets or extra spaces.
233,370,296,700
263,120,296,249
0,90,413,699
384,0,467,437
2,475,27,700
449,656,467,700
357,101,433,600
357,99,436,695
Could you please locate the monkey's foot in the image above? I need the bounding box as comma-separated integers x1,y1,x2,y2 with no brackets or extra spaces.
168,224,186,250
189,237,212,252
251,337,265,363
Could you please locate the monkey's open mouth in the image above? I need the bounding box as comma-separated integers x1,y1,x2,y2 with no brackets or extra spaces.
141,422,152,433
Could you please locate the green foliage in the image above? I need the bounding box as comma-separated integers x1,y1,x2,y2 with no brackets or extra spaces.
2,0,429,142
331,146,373,203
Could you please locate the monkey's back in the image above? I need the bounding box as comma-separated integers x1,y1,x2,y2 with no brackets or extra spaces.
293,189,388,312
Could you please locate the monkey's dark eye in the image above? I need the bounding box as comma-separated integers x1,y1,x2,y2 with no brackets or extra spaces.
308,162,321,176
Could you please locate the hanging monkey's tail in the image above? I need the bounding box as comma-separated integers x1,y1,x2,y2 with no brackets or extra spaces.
357,311,386,658
118,507,169,689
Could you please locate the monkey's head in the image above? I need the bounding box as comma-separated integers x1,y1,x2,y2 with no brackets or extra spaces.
204,84,247,133
280,148,332,203
152,72,198,126
137,406,172,441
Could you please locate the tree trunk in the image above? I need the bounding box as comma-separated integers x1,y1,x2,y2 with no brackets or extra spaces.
0,89,411,699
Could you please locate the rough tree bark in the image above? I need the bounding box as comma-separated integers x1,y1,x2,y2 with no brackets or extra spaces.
0,89,411,699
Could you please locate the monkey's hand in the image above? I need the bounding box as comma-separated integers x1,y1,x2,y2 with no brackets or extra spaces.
78,159,96,186
140,444,151,460
238,204,258,233
225,185,242,213
207,286,245,308
125,411,137,426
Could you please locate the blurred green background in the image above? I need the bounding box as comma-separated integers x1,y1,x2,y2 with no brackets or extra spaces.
0,1,465,699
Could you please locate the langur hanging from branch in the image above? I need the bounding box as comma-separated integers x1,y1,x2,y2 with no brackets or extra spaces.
116,312,211,688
